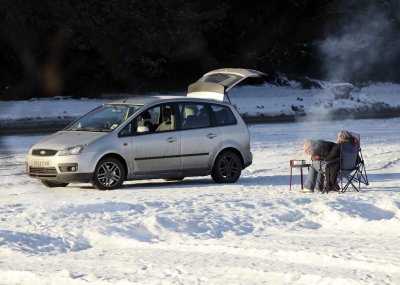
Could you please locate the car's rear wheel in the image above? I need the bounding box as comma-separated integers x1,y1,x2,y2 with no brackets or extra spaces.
91,157,125,190
211,151,242,183
41,181,69,188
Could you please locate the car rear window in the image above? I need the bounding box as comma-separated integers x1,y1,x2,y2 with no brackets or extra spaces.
179,103,211,130
211,104,237,126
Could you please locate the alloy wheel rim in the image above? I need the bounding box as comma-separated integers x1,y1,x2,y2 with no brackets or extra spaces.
97,162,121,187
219,155,239,179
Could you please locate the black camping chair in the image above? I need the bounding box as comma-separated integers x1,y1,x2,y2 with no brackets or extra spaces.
338,133,369,193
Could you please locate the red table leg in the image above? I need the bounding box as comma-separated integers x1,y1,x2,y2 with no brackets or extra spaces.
289,160,293,191
300,167,304,190
289,160,310,191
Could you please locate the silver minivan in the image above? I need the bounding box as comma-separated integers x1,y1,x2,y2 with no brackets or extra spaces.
26,68,261,190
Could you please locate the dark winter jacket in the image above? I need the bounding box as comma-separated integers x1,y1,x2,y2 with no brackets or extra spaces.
309,140,340,161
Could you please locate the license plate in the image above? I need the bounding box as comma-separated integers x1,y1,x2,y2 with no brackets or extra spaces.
33,161,50,167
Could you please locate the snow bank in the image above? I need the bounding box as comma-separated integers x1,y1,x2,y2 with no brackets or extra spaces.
230,81,400,119
1,82,400,131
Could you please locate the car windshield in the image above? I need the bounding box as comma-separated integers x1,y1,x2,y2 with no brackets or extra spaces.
65,104,142,132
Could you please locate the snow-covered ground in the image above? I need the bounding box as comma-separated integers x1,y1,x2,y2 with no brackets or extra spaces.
1,117,399,284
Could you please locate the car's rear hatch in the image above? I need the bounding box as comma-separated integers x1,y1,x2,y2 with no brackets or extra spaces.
187,68,265,102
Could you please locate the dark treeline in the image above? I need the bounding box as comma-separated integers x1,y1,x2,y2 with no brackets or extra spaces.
1,0,400,100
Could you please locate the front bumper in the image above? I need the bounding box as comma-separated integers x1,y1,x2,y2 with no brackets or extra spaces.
28,171,92,182
26,151,97,183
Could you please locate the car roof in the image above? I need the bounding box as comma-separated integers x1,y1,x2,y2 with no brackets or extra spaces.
107,95,233,107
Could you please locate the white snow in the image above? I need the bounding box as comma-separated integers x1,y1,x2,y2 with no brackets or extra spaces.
1,82,400,283
0,98,109,122
1,116,400,284
229,82,400,118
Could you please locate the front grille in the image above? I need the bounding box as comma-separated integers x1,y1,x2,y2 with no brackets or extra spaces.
32,149,58,156
29,167,58,177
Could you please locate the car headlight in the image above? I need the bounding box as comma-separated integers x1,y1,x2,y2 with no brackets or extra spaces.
59,144,88,156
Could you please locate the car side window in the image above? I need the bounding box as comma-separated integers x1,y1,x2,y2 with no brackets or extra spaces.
119,104,176,136
179,103,211,130
139,104,177,134
119,122,134,137
210,104,237,126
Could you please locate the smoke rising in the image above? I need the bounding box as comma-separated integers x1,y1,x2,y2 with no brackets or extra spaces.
319,2,400,82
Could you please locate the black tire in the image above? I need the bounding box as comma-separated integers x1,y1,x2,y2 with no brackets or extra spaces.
41,181,69,188
163,177,185,181
211,151,242,183
91,157,126,190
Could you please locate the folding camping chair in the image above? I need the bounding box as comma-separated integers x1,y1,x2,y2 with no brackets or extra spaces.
337,133,369,193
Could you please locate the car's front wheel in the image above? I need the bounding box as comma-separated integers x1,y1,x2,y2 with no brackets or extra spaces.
41,181,69,188
91,157,125,190
211,151,242,183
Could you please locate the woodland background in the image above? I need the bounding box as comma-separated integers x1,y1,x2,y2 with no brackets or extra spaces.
1,0,400,99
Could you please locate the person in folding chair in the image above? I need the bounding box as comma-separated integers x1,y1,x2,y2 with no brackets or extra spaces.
324,130,369,193
302,139,340,192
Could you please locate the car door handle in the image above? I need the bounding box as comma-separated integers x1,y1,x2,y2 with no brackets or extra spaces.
207,133,217,139
166,137,177,143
